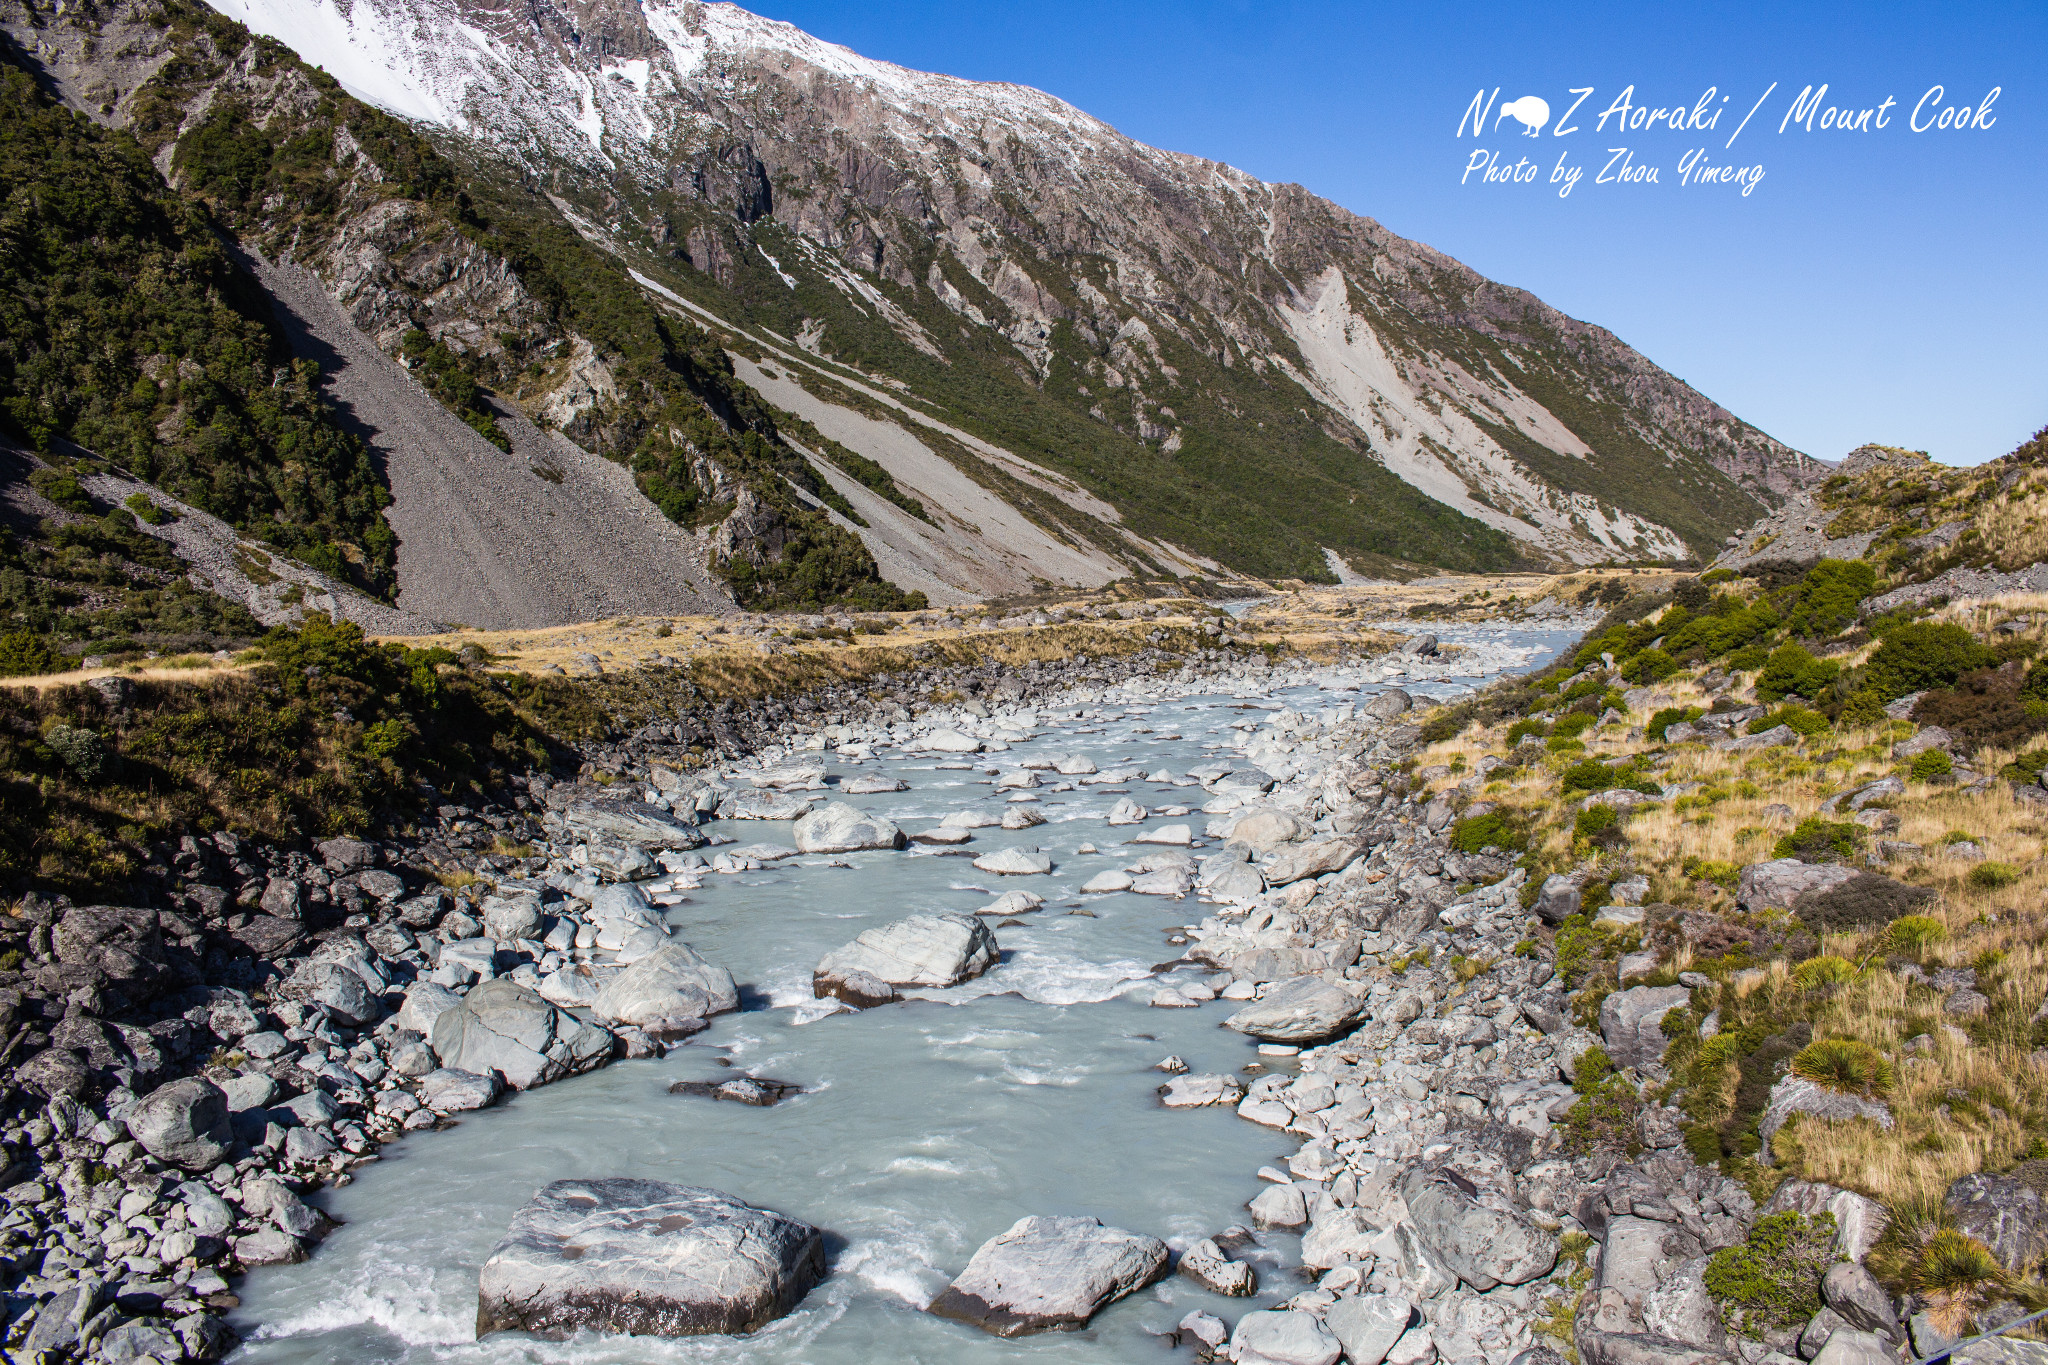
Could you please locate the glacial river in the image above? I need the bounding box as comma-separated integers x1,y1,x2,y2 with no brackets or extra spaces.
228,624,1577,1364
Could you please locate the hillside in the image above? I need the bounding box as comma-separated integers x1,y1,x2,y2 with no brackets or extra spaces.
0,0,1815,649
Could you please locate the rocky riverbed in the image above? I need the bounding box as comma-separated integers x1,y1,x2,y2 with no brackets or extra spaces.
9,614,1955,1365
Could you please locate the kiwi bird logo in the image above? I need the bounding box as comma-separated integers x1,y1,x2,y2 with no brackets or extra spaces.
1496,95,1550,136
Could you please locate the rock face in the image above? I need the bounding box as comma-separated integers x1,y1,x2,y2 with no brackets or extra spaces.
1225,977,1367,1043
562,799,704,848
1736,858,1857,912
430,978,615,1089
124,1077,233,1170
1599,986,1691,1072
475,1179,825,1339
1401,1165,1558,1289
1945,1172,2048,1273
927,1215,1169,1337
591,943,738,1035
1758,1076,1893,1162
792,801,905,853
814,914,998,992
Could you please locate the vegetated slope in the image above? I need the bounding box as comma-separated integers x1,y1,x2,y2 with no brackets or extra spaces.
0,0,933,639
195,0,1816,572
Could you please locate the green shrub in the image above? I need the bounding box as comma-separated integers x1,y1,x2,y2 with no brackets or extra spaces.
1865,623,1996,702
1839,690,1888,727
1790,1037,1894,1097
1682,856,1742,889
1700,568,1737,585
1575,803,1623,844
1775,816,1866,862
1756,644,1842,703
1751,705,1832,738
1621,648,1677,684
1911,749,1954,781
1554,914,1616,985
0,631,63,677
1450,811,1523,854
1728,644,1772,671
1562,760,1620,794
1506,717,1549,745
1649,705,1706,738
1705,1212,1839,1331
1791,956,1856,989
1779,559,1878,638
1970,862,2021,890
1887,915,1947,955
1911,666,2048,752
1552,711,1598,738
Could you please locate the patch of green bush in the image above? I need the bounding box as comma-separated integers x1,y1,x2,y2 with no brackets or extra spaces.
1450,810,1524,854
1750,705,1831,738
1911,749,1953,781
1648,704,1706,738
1506,717,1549,746
1971,862,2022,890
1575,803,1623,845
0,631,64,677
1865,623,1996,702
1704,1212,1839,1331
1778,558,1878,638
1774,816,1866,862
1621,647,1678,684
1756,643,1842,703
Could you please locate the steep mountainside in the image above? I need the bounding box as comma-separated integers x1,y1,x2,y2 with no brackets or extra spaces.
193,0,1814,573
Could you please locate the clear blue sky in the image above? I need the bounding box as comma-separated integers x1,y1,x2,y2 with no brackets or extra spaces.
744,0,2045,466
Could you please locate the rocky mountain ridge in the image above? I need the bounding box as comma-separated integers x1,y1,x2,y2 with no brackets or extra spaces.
187,0,1814,573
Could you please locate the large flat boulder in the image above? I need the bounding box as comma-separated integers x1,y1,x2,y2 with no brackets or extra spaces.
563,799,704,849
430,978,614,1090
928,1215,1168,1337
591,943,738,1036
476,1179,824,1339
815,914,997,992
1736,858,1856,912
1266,839,1362,887
973,848,1053,875
1401,1165,1557,1290
55,905,167,1001
792,801,905,854
1225,976,1367,1044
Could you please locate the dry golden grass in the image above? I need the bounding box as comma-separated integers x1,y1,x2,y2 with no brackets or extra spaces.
0,657,257,692
1976,470,2048,572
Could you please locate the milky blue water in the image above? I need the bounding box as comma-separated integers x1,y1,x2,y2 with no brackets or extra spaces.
228,626,1575,1364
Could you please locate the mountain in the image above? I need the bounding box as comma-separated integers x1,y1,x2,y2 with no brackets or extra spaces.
1,0,1816,636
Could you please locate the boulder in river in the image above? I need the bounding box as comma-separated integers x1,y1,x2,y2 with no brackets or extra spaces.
815,914,997,993
1224,976,1368,1044
928,1215,1169,1336
793,801,906,854
813,965,897,1009
592,943,738,1036
431,979,615,1090
1178,1237,1257,1295
973,848,1053,875
476,1179,825,1339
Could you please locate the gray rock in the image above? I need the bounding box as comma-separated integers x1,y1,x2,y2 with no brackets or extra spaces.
564,799,704,848
1738,858,1858,913
1811,1329,1895,1365
100,1319,184,1362
1225,976,1367,1043
417,1067,501,1113
178,1181,235,1237
1401,1164,1557,1289
972,847,1053,875
221,1071,277,1113
1533,874,1582,925
481,893,544,941
792,801,906,854
318,836,378,871
1600,986,1692,1072
816,914,997,988
1759,1077,1893,1163
1765,1181,1892,1262
1266,838,1362,886
592,943,738,1036
1178,1237,1256,1295
1822,1262,1900,1339
1909,1313,1958,1359
125,1076,233,1170
260,876,303,920
928,1214,1169,1337
1301,1207,1381,1267
812,966,897,1009
1208,862,1268,905
395,982,465,1036
1802,1306,1850,1359
1575,1326,1722,1365
1945,1171,2048,1274
1952,1339,2048,1365
1249,1183,1308,1229
1364,689,1413,720
1642,1257,1725,1350
476,1179,824,1338
1325,1294,1415,1365
356,867,407,902
286,959,382,1026
430,978,614,1090
1231,1308,1342,1365
279,1088,338,1126
232,1227,306,1265
1600,1216,1701,1313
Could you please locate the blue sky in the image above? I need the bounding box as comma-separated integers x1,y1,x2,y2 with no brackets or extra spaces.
746,0,2045,466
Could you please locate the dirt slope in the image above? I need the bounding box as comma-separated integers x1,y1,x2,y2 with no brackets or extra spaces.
245,253,733,629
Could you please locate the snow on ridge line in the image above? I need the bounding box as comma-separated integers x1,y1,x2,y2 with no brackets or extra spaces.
205,0,471,127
